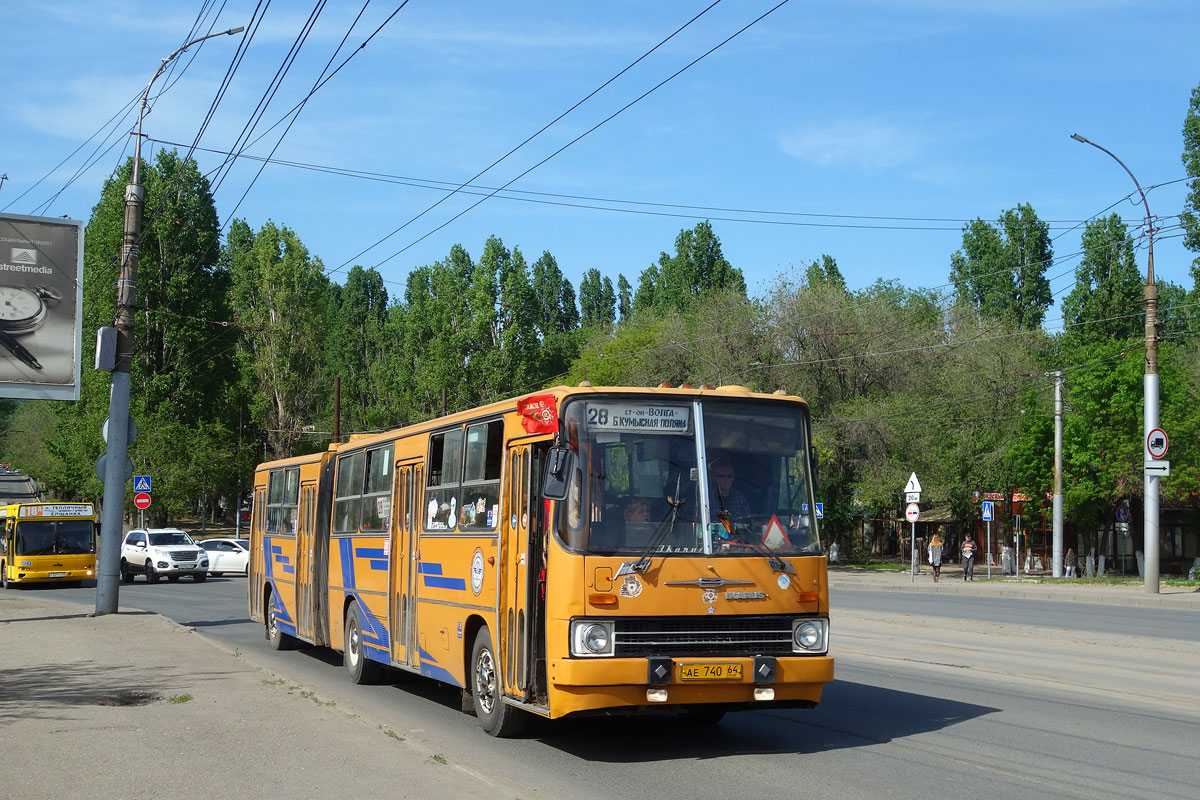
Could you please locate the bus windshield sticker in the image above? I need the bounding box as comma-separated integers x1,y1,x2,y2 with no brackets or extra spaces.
585,403,691,434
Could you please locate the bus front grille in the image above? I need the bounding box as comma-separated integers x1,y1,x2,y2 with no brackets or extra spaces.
613,616,795,657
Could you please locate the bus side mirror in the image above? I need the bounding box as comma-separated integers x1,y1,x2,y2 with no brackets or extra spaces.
809,446,820,495
541,446,574,501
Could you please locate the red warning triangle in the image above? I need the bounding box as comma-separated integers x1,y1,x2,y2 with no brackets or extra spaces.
762,515,792,548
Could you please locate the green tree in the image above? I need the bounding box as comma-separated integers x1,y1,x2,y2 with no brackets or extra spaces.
632,222,746,316
1060,214,1142,345
1181,81,1200,279
226,219,333,459
578,268,616,327
326,265,390,434
617,274,632,321
950,204,1053,329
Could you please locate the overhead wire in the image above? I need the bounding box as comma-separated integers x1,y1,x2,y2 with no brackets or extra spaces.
331,0,730,275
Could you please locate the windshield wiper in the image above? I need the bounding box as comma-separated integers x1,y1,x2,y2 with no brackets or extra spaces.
618,476,687,576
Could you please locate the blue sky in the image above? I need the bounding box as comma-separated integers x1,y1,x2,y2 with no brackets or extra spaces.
3,0,1198,325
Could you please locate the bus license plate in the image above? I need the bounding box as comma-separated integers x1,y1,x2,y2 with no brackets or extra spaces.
49,572,66,578
679,663,742,681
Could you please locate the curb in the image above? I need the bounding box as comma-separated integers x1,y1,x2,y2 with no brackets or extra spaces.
828,579,1200,609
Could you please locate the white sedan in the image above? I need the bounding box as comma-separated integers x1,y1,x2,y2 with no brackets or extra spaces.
197,538,250,576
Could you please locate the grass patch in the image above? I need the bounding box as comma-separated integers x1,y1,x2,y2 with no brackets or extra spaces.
383,728,405,742
432,754,447,764
300,690,335,707
167,694,193,704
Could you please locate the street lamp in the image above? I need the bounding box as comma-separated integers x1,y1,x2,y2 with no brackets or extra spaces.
1070,133,1160,594
95,26,244,616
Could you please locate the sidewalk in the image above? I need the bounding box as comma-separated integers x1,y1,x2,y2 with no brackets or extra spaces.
828,561,1200,609
0,594,527,800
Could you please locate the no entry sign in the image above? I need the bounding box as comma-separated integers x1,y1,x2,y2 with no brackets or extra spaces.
134,492,151,510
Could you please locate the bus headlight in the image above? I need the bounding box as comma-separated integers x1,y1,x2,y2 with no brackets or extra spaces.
792,619,828,654
570,620,614,657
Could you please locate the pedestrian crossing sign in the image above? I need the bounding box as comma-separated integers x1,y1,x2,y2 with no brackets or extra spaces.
133,475,152,493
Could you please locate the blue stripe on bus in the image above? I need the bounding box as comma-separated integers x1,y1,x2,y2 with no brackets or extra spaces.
355,547,386,559
418,561,466,590
281,564,295,574
340,538,354,589
423,575,467,590
418,646,460,687
368,560,387,570
272,593,297,637
348,594,389,651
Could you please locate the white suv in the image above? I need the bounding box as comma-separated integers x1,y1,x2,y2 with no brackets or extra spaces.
120,528,209,583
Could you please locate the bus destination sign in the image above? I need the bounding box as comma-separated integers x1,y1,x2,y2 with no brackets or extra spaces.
585,402,691,433
19,504,94,517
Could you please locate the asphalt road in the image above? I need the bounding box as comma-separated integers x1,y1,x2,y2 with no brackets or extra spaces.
27,578,1200,800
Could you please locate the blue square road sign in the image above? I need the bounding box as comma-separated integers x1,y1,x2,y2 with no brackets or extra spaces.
981,501,993,521
133,475,152,493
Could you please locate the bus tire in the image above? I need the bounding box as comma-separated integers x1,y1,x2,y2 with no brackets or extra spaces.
1,562,8,589
145,563,159,583
267,594,296,651
470,628,528,737
344,603,381,685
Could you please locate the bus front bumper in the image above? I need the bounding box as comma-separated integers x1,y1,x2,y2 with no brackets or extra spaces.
546,654,834,716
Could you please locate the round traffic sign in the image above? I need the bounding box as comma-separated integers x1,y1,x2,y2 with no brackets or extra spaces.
1146,428,1168,459
134,492,151,510
905,502,920,523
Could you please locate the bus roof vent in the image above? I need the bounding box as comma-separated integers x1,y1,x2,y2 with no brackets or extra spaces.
714,384,748,392
773,389,788,395
578,380,592,387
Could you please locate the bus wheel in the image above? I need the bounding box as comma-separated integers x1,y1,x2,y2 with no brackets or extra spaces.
345,603,381,685
267,595,296,651
470,628,527,737
1,563,8,589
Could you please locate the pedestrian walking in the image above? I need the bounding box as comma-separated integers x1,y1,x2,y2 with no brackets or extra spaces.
928,534,943,583
961,533,978,581
1064,547,1077,578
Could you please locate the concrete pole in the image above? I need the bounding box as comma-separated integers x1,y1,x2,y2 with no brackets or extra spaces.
95,27,244,615
1052,371,1064,577
1070,134,1159,594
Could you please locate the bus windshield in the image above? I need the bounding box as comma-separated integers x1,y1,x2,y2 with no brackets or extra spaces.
560,397,820,557
15,520,96,556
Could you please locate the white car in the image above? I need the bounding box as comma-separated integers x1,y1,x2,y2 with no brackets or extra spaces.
198,537,250,576
120,528,209,583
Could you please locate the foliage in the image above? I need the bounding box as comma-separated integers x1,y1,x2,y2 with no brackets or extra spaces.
1181,81,1200,277
950,204,1053,330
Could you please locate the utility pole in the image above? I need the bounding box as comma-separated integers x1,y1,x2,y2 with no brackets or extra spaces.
95,27,244,616
1052,370,1064,578
1070,133,1159,593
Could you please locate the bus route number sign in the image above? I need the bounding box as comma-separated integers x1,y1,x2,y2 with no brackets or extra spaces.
585,403,691,434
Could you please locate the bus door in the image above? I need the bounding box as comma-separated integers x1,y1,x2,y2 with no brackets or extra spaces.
295,481,317,640
502,443,546,700
389,461,420,666
249,485,267,620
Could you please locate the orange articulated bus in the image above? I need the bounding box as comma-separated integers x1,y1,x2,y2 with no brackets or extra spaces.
1,502,97,588
249,385,833,735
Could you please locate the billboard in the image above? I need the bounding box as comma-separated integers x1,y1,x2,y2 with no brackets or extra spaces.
0,212,84,400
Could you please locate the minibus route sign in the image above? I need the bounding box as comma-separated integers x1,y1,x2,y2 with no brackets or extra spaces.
585,402,692,433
